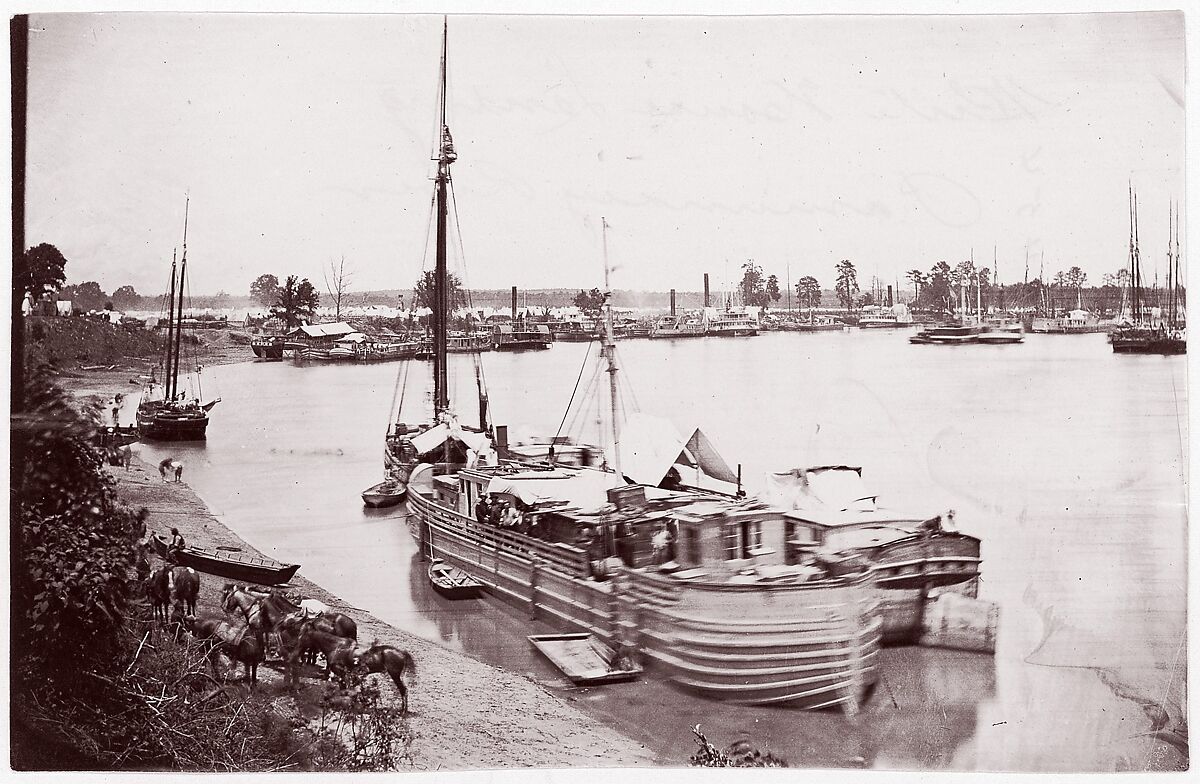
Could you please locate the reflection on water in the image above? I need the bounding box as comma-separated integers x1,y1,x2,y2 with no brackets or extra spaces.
132,331,1187,771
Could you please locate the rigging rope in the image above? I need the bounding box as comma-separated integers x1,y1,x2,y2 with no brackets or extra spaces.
552,342,599,445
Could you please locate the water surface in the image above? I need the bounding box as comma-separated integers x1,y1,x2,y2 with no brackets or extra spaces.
132,329,1187,771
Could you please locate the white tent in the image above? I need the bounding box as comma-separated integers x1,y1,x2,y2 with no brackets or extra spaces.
618,413,739,488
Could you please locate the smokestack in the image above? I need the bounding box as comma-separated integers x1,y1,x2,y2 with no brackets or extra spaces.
887,285,893,307
511,286,518,322
670,289,676,315
703,274,710,308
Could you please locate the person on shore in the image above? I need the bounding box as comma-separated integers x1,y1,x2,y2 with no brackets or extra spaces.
167,527,186,564
159,457,174,481
174,462,184,482
121,445,133,471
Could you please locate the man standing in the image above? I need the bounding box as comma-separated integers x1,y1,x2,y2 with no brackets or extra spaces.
475,493,491,526
174,462,184,482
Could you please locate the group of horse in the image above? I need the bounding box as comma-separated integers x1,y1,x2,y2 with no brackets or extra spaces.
144,564,415,712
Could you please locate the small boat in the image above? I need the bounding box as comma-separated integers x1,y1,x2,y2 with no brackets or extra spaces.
427,559,483,599
361,479,407,508
528,632,643,686
150,532,300,585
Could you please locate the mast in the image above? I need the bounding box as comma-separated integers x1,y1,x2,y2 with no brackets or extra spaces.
601,217,621,478
432,17,454,417
1131,185,1142,325
171,203,188,402
164,248,178,396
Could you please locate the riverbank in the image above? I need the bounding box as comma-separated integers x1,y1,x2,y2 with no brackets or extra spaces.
110,455,659,770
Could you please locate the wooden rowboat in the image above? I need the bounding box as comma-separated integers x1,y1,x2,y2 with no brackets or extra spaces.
361,479,407,508
528,633,643,686
150,532,300,586
427,558,483,599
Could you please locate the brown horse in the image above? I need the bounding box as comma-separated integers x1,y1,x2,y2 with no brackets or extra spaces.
181,613,266,686
148,565,200,624
286,620,357,690
222,584,357,666
332,643,417,714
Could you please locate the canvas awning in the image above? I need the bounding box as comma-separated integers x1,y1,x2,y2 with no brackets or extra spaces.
485,468,620,511
618,413,739,487
408,422,492,456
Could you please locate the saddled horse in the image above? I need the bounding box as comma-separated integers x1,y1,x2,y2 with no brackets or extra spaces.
180,613,267,687
331,643,417,714
222,584,357,665
148,565,200,625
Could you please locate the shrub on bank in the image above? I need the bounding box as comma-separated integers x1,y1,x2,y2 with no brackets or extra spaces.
10,366,412,771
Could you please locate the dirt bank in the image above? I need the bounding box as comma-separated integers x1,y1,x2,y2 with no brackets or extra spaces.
111,458,659,770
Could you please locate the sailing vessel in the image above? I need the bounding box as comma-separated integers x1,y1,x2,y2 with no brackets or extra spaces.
401,29,882,710
1111,187,1186,354
137,200,218,441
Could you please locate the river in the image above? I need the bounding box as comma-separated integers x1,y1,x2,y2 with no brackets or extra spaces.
129,328,1188,772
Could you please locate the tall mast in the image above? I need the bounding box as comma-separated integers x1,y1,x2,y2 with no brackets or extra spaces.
601,217,621,478
164,248,178,395
1131,185,1142,324
171,197,189,401
432,17,454,417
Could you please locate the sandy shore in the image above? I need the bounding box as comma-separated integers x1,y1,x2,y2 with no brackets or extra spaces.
111,456,659,770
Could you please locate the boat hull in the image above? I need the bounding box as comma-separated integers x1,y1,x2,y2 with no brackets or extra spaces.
408,487,881,711
136,407,209,441
362,480,407,508
150,533,300,585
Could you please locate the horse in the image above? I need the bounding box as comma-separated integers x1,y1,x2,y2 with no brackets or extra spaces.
222,585,357,639
333,643,417,714
181,613,266,687
221,585,357,668
285,620,357,690
148,565,200,625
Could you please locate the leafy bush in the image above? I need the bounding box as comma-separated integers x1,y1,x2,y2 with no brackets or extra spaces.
689,725,788,768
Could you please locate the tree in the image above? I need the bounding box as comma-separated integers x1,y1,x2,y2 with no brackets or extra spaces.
413,270,466,314
17,243,68,303
111,285,139,309
271,275,320,328
906,269,925,302
765,275,782,305
738,261,768,307
324,256,353,322
795,276,822,310
834,260,859,311
572,288,606,315
250,274,281,308
60,281,108,312
919,261,954,313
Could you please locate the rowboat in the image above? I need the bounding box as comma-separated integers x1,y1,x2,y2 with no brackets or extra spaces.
150,532,300,585
361,479,406,508
528,633,643,686
427,559,483,599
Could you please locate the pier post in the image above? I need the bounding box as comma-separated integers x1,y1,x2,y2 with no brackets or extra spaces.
529,559,540,620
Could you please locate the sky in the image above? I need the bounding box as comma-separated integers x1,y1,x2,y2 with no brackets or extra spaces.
24,10,1185,298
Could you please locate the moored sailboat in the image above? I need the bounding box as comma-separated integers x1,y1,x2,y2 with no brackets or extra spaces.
401,29,882,710
137,199,218,442
1111,187,1186,354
